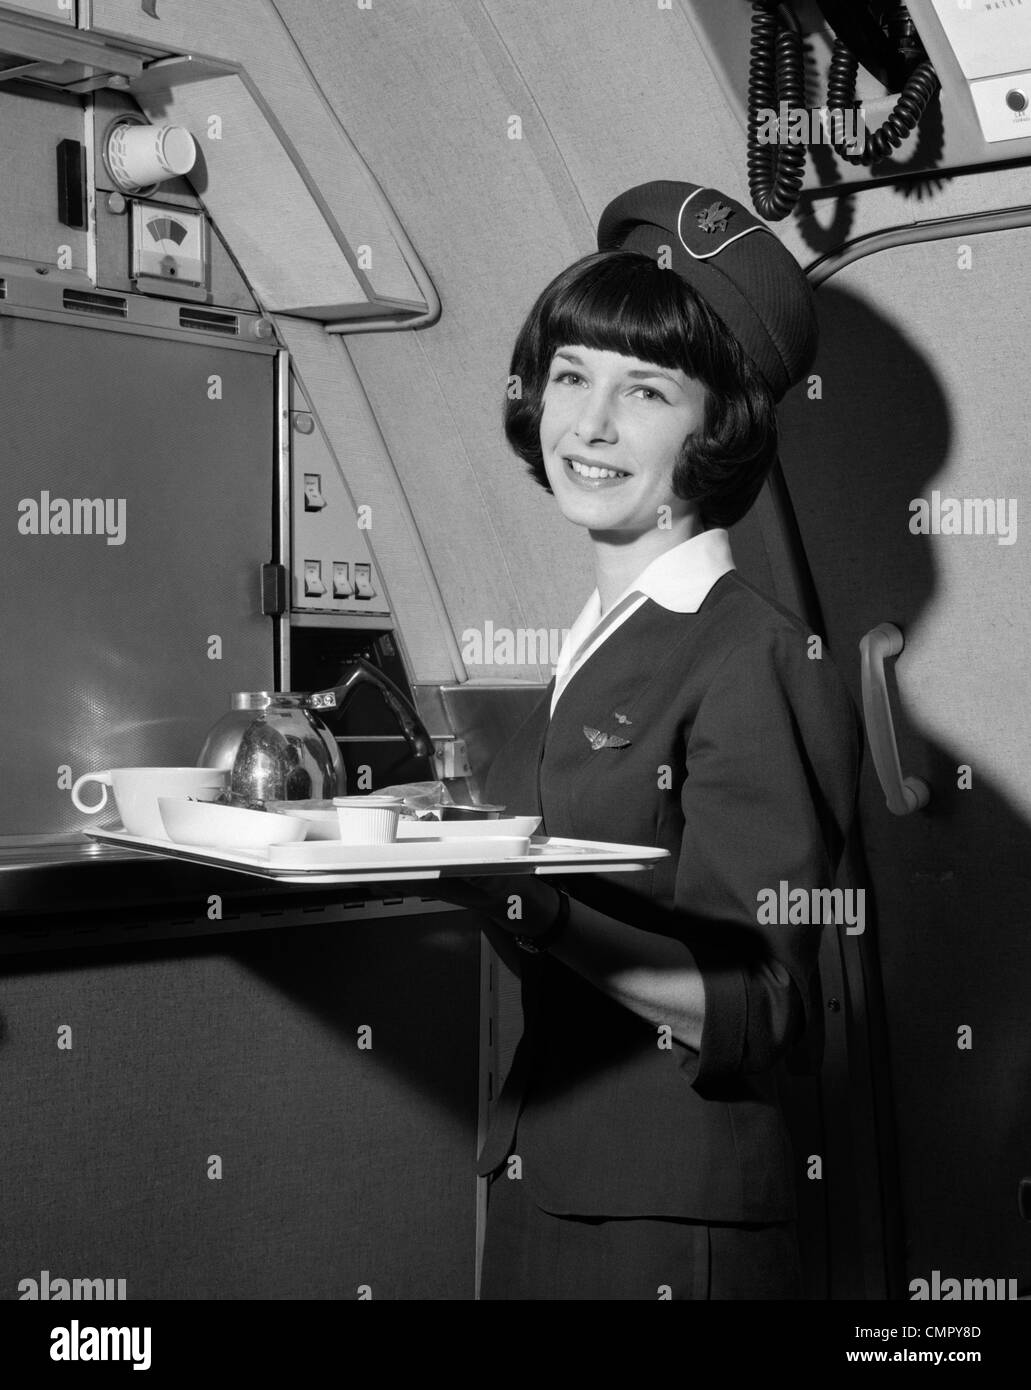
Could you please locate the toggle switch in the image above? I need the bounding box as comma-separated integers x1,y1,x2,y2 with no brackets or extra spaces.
303,473,326,511
303,560,326,597
332,562,354,598
353,562,376,599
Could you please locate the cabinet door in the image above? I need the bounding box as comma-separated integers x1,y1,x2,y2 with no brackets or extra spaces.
0,310,275,838
0,0,75,24
87,0,233,47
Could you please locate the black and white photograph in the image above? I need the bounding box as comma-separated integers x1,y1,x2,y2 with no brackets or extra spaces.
0,0,1028,1363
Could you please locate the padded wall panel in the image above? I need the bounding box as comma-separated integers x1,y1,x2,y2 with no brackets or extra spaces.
0,918,479,1300
778,229,1031,1289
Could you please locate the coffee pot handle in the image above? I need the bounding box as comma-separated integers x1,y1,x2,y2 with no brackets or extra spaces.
305,657,435,760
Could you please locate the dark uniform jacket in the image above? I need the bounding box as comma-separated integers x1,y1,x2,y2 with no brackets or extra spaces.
480,570,861,1222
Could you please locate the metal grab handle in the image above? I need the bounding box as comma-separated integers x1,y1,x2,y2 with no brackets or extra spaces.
859,623,930,816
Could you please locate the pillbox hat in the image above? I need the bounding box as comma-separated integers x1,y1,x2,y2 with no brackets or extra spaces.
597,180,818,400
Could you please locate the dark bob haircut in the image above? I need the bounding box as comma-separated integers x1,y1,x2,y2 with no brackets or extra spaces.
503,250,779,529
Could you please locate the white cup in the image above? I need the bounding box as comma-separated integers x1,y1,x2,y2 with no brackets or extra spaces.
332,795,403,845
71,767,227,839
106,122,197,191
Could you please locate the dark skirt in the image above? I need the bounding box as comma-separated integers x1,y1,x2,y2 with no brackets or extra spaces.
479,1171,803,1301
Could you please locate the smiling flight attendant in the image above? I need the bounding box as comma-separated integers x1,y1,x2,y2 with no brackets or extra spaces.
446,181,861,1300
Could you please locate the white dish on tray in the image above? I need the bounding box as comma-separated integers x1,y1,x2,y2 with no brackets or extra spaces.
158,797,308,849
270,806,340,840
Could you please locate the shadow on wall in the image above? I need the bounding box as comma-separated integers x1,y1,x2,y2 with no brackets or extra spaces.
778,281,1031,1291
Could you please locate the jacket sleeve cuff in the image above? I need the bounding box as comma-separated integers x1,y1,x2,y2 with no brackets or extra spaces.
676,945,807,1090
676,949,748,1090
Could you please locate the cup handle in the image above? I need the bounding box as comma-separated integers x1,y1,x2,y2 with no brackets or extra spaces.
71,772,111,815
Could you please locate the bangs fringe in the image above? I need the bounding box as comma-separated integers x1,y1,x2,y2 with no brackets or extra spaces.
541,255,712,380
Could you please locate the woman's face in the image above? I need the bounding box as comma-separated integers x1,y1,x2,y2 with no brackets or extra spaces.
539,345,708,537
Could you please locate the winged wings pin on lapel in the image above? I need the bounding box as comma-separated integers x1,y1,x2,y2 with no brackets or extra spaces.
583,712,633,750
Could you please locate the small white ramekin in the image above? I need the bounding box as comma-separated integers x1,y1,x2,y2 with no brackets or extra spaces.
332,795,403,844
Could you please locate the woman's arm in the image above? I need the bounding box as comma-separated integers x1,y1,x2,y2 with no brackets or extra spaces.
432,873,709,1045
461,872,802,1059
527,879,707,1048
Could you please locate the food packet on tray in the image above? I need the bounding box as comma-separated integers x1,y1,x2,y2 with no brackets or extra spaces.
375,781,456,819
266,783,455,824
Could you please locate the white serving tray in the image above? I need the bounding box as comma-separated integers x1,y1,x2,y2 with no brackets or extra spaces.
84,828,668,884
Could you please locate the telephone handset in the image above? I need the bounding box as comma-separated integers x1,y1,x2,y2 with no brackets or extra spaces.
814,1,924,92
747,1,940,220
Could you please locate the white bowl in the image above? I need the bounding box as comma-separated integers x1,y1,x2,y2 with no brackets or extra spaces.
158,798,308,850
287,808,340,840
265,803,341,840
332,796,402,845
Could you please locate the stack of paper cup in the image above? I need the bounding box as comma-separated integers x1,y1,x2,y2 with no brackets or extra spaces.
105,120,197,192
332,795,404,844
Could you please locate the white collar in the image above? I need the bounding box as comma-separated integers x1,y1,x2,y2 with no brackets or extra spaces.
553,528,735,688
614,526,735,614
